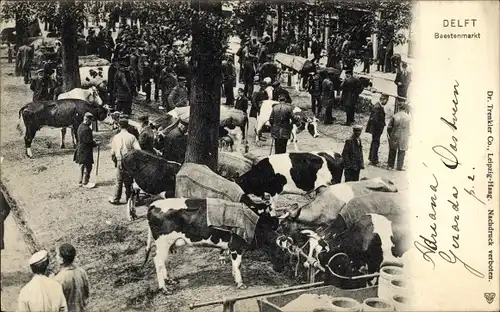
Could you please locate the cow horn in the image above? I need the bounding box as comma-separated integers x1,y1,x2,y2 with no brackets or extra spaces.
278,211,290,219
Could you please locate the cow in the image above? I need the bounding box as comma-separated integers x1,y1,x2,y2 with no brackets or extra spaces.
122,150,182,220
255,100,319,151
17,99,109,158
143,198,273,293
234,151,344,212
277,192,409,287
57,86,104,147
79,66,109,103
0,158,10,251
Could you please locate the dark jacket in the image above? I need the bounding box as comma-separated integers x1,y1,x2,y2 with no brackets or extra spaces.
107,61,120,96
272,86,292,103
321,77,335,104
269,102,294,140
30,76,54,101
114,67,133,101
340,76,363,107
342,136,364,171
242,59,255,82
308,74,322,97
163,127,187,163
311,40,322,55
250,88,268,118
365,103,386,135
138,126,155,153
74,122,96,164
394,70,411,98
234,96,249,113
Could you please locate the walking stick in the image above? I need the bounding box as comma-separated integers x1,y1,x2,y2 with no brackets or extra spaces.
95,145,100,176
269,139,274,156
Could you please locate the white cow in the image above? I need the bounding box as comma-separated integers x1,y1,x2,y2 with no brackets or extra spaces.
57,86,105,148
79,66,109,89
255,100,319,151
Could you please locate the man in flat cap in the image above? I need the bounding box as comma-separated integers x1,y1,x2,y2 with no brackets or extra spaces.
168,76,188,110
109,116,141,205
74,112,99,189
269,94,295,154
366,93,389,166
342,125,365,182
340,70,363,126
53,243,90,312
138,115,155,154
18,250,68,312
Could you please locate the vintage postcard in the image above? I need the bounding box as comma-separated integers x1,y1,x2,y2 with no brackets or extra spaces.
0,1,498,312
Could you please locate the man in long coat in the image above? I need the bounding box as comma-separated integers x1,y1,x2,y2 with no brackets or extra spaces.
321,73,335,124
74,112,98,188
340,70,363,126
366,93,388,165
387,103,411,171
342,125,365,182
269,95,295,154
394,62,411,113
30,68,55,102
114,56,134,115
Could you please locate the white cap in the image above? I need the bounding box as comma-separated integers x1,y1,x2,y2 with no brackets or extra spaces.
29,250,48,265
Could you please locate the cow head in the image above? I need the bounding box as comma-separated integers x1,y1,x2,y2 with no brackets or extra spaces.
86,86,103,106
89,102,109,122
293,112,319,138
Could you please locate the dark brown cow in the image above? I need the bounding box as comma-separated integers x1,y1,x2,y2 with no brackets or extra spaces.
17,99,109,158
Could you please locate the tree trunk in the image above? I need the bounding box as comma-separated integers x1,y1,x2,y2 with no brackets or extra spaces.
185,0,222,171
277,4,282,42
60,0,81,92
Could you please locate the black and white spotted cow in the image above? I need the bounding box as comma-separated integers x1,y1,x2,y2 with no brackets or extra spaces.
143,198,273,292
79,66,109,101
234,151,344,212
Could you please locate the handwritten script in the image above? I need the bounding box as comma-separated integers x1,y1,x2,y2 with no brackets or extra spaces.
414,80,485,279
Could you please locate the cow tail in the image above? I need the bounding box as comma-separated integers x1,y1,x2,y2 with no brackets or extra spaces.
16,107,26,136
142,226,153,268
244,114,249,151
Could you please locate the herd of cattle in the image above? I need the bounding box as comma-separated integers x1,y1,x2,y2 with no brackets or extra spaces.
10,77,409,294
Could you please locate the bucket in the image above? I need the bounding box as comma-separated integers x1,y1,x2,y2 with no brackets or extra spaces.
361,298,394,311
330,297,360,312
390,278,409,298
391,295,409,311
377,266,404,301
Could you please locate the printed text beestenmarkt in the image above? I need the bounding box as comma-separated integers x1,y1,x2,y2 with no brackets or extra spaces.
434,32,481,39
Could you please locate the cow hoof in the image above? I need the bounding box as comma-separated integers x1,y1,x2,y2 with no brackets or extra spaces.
60,144,65,149
236,284,247,289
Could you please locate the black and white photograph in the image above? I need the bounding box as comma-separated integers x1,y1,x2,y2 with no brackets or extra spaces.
1,0,497,311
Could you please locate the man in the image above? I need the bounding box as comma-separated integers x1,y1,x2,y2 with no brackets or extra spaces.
340,70,363,126
86,29,98,55
141,60,152,103
107,57,120,111
362,37,373,73
308,71,322,117
163,121,188,163
342,125,365,182
387,103,411,171
158,66,177,110
321,72,335,124
263,77,274,101
114,56,133,115
250,81,269,124
30,68,55,101
168,76,188,110
151,59,162,102
269,94,295,154
394,62,411,113
366,93,388,166
138,115,155,154
377,40,386,72
74,112,99,189
234,88,249,114
242,55,255,98
272,80,292,104
311,35,322,63
18,250,68,312
222,60,236,106
53,244,90,312
109,117,142,205
137,47,148,94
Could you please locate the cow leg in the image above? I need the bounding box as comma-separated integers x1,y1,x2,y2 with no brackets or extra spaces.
230,251,246,289
153,233,180,293
60,128,66,149
25,127,36,158
71,125,78,148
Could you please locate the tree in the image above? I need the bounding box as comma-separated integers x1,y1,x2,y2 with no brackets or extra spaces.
185,0,231,170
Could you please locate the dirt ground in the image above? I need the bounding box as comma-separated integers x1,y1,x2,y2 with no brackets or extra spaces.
0,50,408,312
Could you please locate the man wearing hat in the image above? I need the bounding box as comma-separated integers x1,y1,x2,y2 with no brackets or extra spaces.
74,112,99,188
30,67,55,101
269,94,295,154
168,76,188,110
158,66,178,110
362,37,373,73
394,62,411,113
366,93,389,166
340,70,363,126
308,70,322,117
250,81,269,131
272,80,292,104
114,56,134,115
387,103,411,171
222,60,236,106
18,250,68,312
341,125,365,182
138,115,155,153
321,72,335,124
109,116,141,205
311,34,322,64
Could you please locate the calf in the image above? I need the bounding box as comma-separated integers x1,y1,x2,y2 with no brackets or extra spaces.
255,100,319,151
234,151,343,212
144,198,270,292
